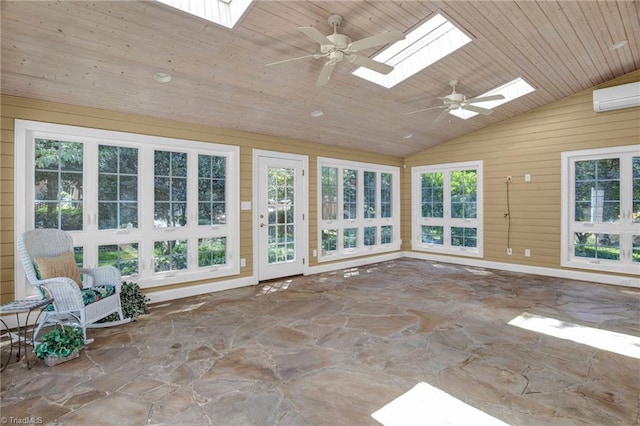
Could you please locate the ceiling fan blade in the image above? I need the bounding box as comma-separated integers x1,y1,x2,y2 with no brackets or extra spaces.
348,30,405,51
466,94,505,104
348,54,394,75
316,61,337,86
462,104,494,115
433,108,451,123
406,105,447,115
299,26,333,46
266,54,324,67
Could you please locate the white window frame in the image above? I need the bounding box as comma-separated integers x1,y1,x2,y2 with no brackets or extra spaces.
411,160,483,257
317,158,400,262
14,119,240,298
561,145,639,274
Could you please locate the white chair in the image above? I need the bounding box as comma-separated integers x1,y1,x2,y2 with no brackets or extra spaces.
17,229,130,344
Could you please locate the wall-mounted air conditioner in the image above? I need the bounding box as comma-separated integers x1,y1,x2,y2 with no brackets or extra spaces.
593,81,640,112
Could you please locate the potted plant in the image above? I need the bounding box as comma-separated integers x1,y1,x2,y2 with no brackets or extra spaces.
97,281,150,324
34,325,84,366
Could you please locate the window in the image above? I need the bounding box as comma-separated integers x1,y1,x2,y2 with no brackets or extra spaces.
561,146,639,274
318,158,400,261
412,161,483,257
15,120,239,298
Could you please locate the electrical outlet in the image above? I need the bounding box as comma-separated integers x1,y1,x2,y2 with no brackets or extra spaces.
240,258,246,267
507,248,512,255
524,249,531,257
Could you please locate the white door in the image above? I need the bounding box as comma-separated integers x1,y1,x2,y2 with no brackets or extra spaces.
254,151,307,281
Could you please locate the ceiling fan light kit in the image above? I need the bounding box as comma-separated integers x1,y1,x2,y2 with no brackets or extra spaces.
266,14,405,87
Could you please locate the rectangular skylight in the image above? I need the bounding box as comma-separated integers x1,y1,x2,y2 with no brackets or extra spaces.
449,77,536,119
353,13,472,89
156,0,253,29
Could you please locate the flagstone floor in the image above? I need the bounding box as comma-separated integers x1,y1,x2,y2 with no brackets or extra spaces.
1,258,639,425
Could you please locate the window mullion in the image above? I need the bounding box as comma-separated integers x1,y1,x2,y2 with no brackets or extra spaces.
83,142,99,267
139,145,156,279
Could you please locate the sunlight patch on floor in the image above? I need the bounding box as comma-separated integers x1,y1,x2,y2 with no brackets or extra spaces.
465,267,494,276
166,302,205,315
344,268,360,278
509,312,640,359
372,382,508,426
256,280,291,296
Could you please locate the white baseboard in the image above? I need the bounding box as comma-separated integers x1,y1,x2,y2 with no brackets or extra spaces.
403,251,640,289
306,252,405,275
5,254,633,329
146,275,257,304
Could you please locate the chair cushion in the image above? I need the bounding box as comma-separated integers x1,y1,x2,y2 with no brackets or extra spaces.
34,251,82,288
81,285,116,305
42,285,117,311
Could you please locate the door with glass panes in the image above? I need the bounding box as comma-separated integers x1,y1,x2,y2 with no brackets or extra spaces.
255,152,307,281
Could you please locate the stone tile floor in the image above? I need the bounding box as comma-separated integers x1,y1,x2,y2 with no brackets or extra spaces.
1,258,639,425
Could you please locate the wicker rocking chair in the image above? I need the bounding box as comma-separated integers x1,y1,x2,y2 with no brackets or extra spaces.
17,229,130,344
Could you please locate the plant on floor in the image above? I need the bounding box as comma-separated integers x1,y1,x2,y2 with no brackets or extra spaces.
34,325,84,359
98,281,150,323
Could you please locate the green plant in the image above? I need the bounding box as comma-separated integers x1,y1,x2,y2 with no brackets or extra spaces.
34,326,84,359
98,281,149,323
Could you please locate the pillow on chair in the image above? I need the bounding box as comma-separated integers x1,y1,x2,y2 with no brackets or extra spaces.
34,251,83,288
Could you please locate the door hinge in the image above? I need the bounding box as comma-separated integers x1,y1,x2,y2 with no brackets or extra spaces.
302,169,305,177
303,258,305,265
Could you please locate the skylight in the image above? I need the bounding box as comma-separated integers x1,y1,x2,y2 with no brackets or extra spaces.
156,0,253,29
353,13,472,89
449,77,536,119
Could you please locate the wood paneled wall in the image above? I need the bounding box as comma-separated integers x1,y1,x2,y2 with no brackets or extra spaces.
402,70,640,273
0,96,402,303
2,70,638,303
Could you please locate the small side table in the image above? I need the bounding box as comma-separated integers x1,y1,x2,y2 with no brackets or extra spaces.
0,298,53,371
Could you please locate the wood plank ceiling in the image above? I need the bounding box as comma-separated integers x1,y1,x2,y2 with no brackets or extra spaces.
1,1,638,157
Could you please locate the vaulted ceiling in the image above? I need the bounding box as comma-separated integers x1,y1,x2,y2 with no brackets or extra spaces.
2,1,638,157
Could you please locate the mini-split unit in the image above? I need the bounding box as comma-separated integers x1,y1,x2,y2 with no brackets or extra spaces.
593,81,640,112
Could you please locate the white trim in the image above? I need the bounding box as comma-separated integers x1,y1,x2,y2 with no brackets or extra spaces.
145,275,256,304
14,119,240,297
307,252,404,275
317,157,401,262
301,249,640,288
8,253,633,328
404,251,640,288
412,160,483,257
561,145,640,275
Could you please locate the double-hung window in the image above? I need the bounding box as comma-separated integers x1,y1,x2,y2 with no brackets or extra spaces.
412,161,483,257
15,120,239,298
561,145,639,274
318,158,400,261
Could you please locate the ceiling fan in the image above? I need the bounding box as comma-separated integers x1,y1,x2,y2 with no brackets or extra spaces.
266,14,405,87
407,80,505,122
